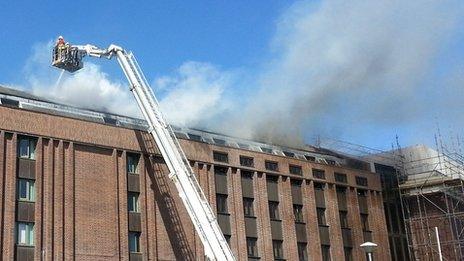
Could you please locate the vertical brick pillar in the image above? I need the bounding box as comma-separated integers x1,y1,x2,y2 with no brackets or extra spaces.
43,139,54,261
34,138,44,260
349,188,364,260
303,180,322,260
280,177,298,260
231,168,247,260
256,173,273,260
326,184,344,258
2,132,16,260
139,154,149,260
0,131,5,256
118,151,129,260
193,162,205,259
64,142,75,260
53,140,64,260
145,155,158,260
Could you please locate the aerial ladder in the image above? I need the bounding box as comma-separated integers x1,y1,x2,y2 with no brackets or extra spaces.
52,39,235,261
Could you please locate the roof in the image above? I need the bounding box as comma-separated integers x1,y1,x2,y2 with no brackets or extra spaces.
0,85,370,170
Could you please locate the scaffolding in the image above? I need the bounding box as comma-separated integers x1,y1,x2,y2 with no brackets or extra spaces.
394,133,464,261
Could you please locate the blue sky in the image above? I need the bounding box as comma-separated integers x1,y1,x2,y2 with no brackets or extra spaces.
1,0,464,152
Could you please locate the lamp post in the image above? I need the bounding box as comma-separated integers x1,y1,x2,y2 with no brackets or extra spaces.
360,242,377,261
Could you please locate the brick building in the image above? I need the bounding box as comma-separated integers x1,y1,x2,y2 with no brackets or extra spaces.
0,86,390,260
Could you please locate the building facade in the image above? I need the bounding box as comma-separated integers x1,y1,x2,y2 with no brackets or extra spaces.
0,86,390,260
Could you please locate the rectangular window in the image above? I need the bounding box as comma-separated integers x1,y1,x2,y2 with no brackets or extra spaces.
289,165,302,175
361,214,369,231
213,138,226,146
129,232,140,252
344,247,353,261
272,240,284,259
317,208,326,226
283,151,295,157
188,133,202,142
16,222,34,246
243,197,254,217
297,242,308,261
216,194,228,214
356,176,368,186
261,147,273,154
239,156,254,167
321,245,331,261
213,151,228,163
17,179,35,202
313,169,325,179
18,137,36,159
246,237,258,257
339,211,348,228
128,192,140,212
335,172,347,183
127,154,140,174
269,201,280,220
304,155,316,162
293,204,304,223
265,160,279,171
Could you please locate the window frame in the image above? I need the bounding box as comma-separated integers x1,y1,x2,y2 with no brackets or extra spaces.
239,156,254,167
317,207,327,226
289,164,303,175
246,237,259,258
265,160,279,172
213,151,229,163
339,211,349,228
272,240,284,259
17,178,35,202
293,204,304,223
18,137,36,160
16,222,34,246
216,193,229,214
127,153,140,174
297,242,308,261
128,192,140,213
129,232,141,253
313,169,326,179
243,197,255,217
268,201,280,220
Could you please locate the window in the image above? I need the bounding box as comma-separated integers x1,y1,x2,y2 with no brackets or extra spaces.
326,159,336,165
246,237,258,257
239,156,254,167
269,201,280,220
272,240,284,259
216,194,228,214
361,214,369,231
188,133,202,141
283,151,295,157
213,138,226,146
128,192,140,212
289,165,302,175
339,211,348,228
313,169,325,179
293,204,304,223
304,155,315,162
243,197,254,217
344,247,353,261
129,232,140,252
265,161,279,171
335,173,347,183
297,243,308,261
321,245,331,261
213,151,228,163
261,147,273,154
127,154,139,174
17,179,35,202
357,189,367,197
18,137,36,159
356,176,368,186
317,208,326,225
16,222,34,245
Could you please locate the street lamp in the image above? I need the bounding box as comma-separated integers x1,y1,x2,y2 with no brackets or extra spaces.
360,242,377,261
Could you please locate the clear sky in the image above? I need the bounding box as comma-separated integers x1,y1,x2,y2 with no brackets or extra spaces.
1,0,464,152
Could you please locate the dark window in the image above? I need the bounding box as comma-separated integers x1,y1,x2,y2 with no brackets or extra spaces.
18,137,36,159
321,245,331,261
129,232,140,252
297,242,308,261
339,211,348,228
272,240,284,259
216,194,228,214
17,179,35,202
344,247,353,261
314,182,325,190
335,172,347,183
128,192,140,212
213,138,226,146
293,204,304,223
304,155,316,161
326,159,336,165
261,147,273,154
240,156,254,167
237,143,250,149
213,151,228,163
317,208,326,225
289,165,302,175
246,237,259,257
357,189,367,196
127,154,140,174
313,169,325,179
188,133,202,141
283,151,295,157
265,161,279,171
356,176,368,186
269,201,280,220
361,214,369,231
243,197,255,217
